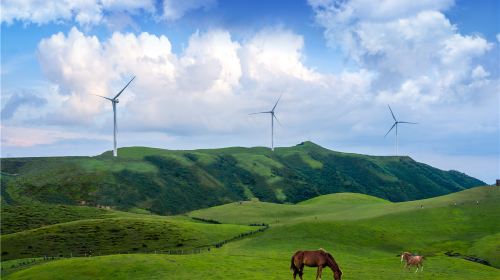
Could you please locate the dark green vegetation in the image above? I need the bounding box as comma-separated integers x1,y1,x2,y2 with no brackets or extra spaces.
2,187,499,279
0,203,257,261
0,142,484,215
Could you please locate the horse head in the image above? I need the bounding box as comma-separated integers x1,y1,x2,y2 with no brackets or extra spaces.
334,269,342,280
400,252,411,262
324,252,342,280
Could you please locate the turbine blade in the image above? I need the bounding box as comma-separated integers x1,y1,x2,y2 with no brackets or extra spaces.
399,121,418,124
249,111,271,115
113,76,135,100
272,94,283,111
388,105,397,121
384,123,397,137
273,113,282,126
91,94,113,101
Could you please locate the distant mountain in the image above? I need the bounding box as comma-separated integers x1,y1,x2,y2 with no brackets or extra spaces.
0,141,484,214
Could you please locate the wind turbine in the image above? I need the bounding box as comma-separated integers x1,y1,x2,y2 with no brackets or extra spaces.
384,105,417,156
250,95,282,151
94,76,135,157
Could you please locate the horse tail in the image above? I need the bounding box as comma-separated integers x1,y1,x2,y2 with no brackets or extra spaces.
290,255,296,272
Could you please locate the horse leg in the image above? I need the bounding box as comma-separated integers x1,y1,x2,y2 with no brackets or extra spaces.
415,265,419,273
316,267,320,280
318,266,323,280
299,265,304,280
293,269,298,280
421,264,423,271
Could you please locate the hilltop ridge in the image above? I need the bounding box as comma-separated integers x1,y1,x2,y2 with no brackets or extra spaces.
1,142,484,214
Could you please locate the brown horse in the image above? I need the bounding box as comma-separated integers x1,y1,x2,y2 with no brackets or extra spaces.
291,248,342,280
400,252,425,272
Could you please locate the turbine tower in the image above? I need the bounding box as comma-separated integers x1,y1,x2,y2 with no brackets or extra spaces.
94,76,135,157
384,105,417,156
250,95,282,151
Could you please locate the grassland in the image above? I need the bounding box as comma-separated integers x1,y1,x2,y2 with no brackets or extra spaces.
2,186,498,279
0,141,484,215
0,203,257,261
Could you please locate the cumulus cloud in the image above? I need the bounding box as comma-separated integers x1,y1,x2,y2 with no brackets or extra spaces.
34,27,334,136
308,0,495,108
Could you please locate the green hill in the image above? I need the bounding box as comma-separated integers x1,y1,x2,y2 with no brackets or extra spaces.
2,187,499,279
1,216,255,261
191,186,500,267
0,142,484,215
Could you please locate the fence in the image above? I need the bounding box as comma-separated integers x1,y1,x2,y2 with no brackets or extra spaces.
3,222,270,271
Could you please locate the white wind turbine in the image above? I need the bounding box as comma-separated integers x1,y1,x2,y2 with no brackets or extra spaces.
385,105,417,156
93,76,135,157
250,95,282,151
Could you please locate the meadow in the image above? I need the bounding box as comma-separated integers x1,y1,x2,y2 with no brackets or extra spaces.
2,186,498,279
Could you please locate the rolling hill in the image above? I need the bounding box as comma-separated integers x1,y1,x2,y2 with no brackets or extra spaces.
0,202,260,261
1,141,484,215
2,186,499,279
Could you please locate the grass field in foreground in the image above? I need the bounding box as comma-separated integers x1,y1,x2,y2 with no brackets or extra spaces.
2,186,499,279
3,252,499,280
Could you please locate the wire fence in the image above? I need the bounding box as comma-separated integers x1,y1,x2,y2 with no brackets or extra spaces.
2,222,270,271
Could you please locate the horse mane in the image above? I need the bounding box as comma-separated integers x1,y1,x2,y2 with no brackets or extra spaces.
324,252,341,275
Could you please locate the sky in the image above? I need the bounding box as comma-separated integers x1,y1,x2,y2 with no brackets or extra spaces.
1,0,499,183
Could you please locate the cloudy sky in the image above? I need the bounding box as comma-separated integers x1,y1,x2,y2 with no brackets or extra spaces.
1,0,498,183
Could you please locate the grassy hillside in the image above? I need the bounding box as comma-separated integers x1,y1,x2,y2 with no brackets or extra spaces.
0,201,259,261
191,186,500,267
0,142,484,215
1,204,111,234
1,217,255,261
2,187,499,279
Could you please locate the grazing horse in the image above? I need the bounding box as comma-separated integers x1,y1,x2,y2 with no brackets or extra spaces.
400,252,425,272
290,248,342,280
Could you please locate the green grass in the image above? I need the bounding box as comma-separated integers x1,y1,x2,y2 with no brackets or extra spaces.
190,186,499,266
2,187,498,279
190,186,497,224
1,216,255,261
3,250,499,280
1,204,112,234
1,141,485,215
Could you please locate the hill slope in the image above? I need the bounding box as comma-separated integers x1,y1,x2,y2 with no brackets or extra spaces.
0,141,484,214
3,187,499,280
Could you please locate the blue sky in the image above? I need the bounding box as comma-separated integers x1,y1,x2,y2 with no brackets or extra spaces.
1,0,499,183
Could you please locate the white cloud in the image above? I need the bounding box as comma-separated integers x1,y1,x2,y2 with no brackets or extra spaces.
471,65,489,79
240,28,321,83
308,0,495,109
181,30,242,95
162,0,216,21
33,27,337,136
1,0,155,26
